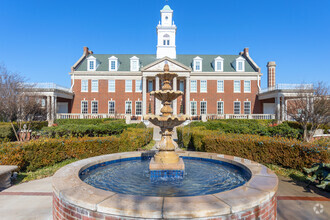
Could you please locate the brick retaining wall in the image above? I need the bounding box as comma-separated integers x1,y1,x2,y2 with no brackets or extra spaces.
53,192,277,220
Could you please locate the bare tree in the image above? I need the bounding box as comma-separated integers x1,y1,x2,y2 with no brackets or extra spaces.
287,82,330,142
0,64,47,141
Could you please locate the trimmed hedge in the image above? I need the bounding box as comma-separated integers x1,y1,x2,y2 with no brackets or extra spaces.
55,118,120,125
189,120,301,139
42,120,145,138
177,127,329,171
0,128,153,171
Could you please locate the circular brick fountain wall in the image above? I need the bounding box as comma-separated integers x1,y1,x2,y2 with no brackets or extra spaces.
52,151,278,220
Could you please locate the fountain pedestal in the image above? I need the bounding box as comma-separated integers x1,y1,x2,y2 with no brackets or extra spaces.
145,64,189,179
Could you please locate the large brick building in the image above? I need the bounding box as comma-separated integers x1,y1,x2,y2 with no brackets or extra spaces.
66,5,270,120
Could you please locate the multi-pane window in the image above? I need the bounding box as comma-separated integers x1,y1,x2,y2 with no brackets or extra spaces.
163,40,166,45
217,80,224,92
81,101,88,114
195,61,201,71
108,101,115,114
91,80,98,92
135,80,142,92
200,80,207,92
200,101,207,115
148,80,153,92
110,61,116,70
216,61,222,71
179,80,184,92
217,101,224,115
234,101,241,114
91,101,98,114
125,80,132,92
238,62,243,71
244,101,251,114
190,80,197,92
135,101,142,115
81,80,88,92
89,61,95,70
125,101,132,114
108,80,115,92
244,80,251,93
190,101,197,116
132,60,138,71
234,80,241,93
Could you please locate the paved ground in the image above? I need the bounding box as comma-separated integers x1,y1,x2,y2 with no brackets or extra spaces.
0,176,329,220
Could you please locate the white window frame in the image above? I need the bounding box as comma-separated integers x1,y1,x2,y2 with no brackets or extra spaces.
91,80,98,92
108,56,119,71
125,101,132,115
108,80,115,92
217,101,224,115
108,101,115,114
81,101,88,114
244,101,251,114
179,80,184,92
135,80,142,92
190,80,197,93
193,56,203,72
234,80,241,93
244,80,251,93
125,80,132,92
200,101,207,115
130,56,140,71
234,101,241,114
87,56,97,71
81,80,88,92
190,101,197,116
135,101,142,115
235,57,245,72
148,80,153,92
200,80,207,93
217,80,224,93
91,101,98,114
214,56,224,72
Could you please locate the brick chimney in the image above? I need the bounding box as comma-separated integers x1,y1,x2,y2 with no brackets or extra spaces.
267,61,276,88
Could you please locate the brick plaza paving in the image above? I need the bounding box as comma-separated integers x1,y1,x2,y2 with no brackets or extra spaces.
0,176,329,220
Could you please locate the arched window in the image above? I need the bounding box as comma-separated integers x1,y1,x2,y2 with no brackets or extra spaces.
163,34,170,46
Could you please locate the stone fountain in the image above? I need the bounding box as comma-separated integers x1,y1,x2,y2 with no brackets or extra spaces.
144,64,189,177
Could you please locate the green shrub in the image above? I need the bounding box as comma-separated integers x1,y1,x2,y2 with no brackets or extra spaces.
177,127,329,171
0,121,48,141
0,128,153,171
188,119,300,139
55,118,121,125
304,163,330,191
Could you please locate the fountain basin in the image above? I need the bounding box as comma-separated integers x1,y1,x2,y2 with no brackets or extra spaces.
53,151,278,219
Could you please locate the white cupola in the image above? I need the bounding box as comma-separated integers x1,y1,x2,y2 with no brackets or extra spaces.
156,5,177,59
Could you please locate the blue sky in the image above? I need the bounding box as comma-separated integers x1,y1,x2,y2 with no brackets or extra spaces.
0,0,329,88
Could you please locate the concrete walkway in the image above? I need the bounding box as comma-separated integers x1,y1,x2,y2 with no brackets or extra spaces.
0,176,329,219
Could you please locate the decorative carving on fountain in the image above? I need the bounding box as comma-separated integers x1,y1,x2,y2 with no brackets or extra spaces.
144,63,189,174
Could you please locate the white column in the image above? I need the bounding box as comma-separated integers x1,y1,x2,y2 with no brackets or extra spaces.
47,96,51,121
185,77,190,116
51,96,55,121
155,76,161,115
173,77,177,115
142,76,147,115
285,99,288,121
275,94,280,121
54,96,57,120
281,96,285,121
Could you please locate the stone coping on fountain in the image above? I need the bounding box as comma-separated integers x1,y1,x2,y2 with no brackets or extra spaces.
52,151,278,219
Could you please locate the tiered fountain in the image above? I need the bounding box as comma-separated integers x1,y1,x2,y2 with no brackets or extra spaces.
144,63,189,178
52,63,278,219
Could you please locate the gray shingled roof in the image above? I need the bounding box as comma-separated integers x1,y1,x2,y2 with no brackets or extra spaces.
75,54,257,72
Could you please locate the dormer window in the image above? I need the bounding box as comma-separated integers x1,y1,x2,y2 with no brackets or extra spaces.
235,57,245,72
87,56,98,71
214,56,224,72
193,56,203,72
108,56,119,71
130,56,140,71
